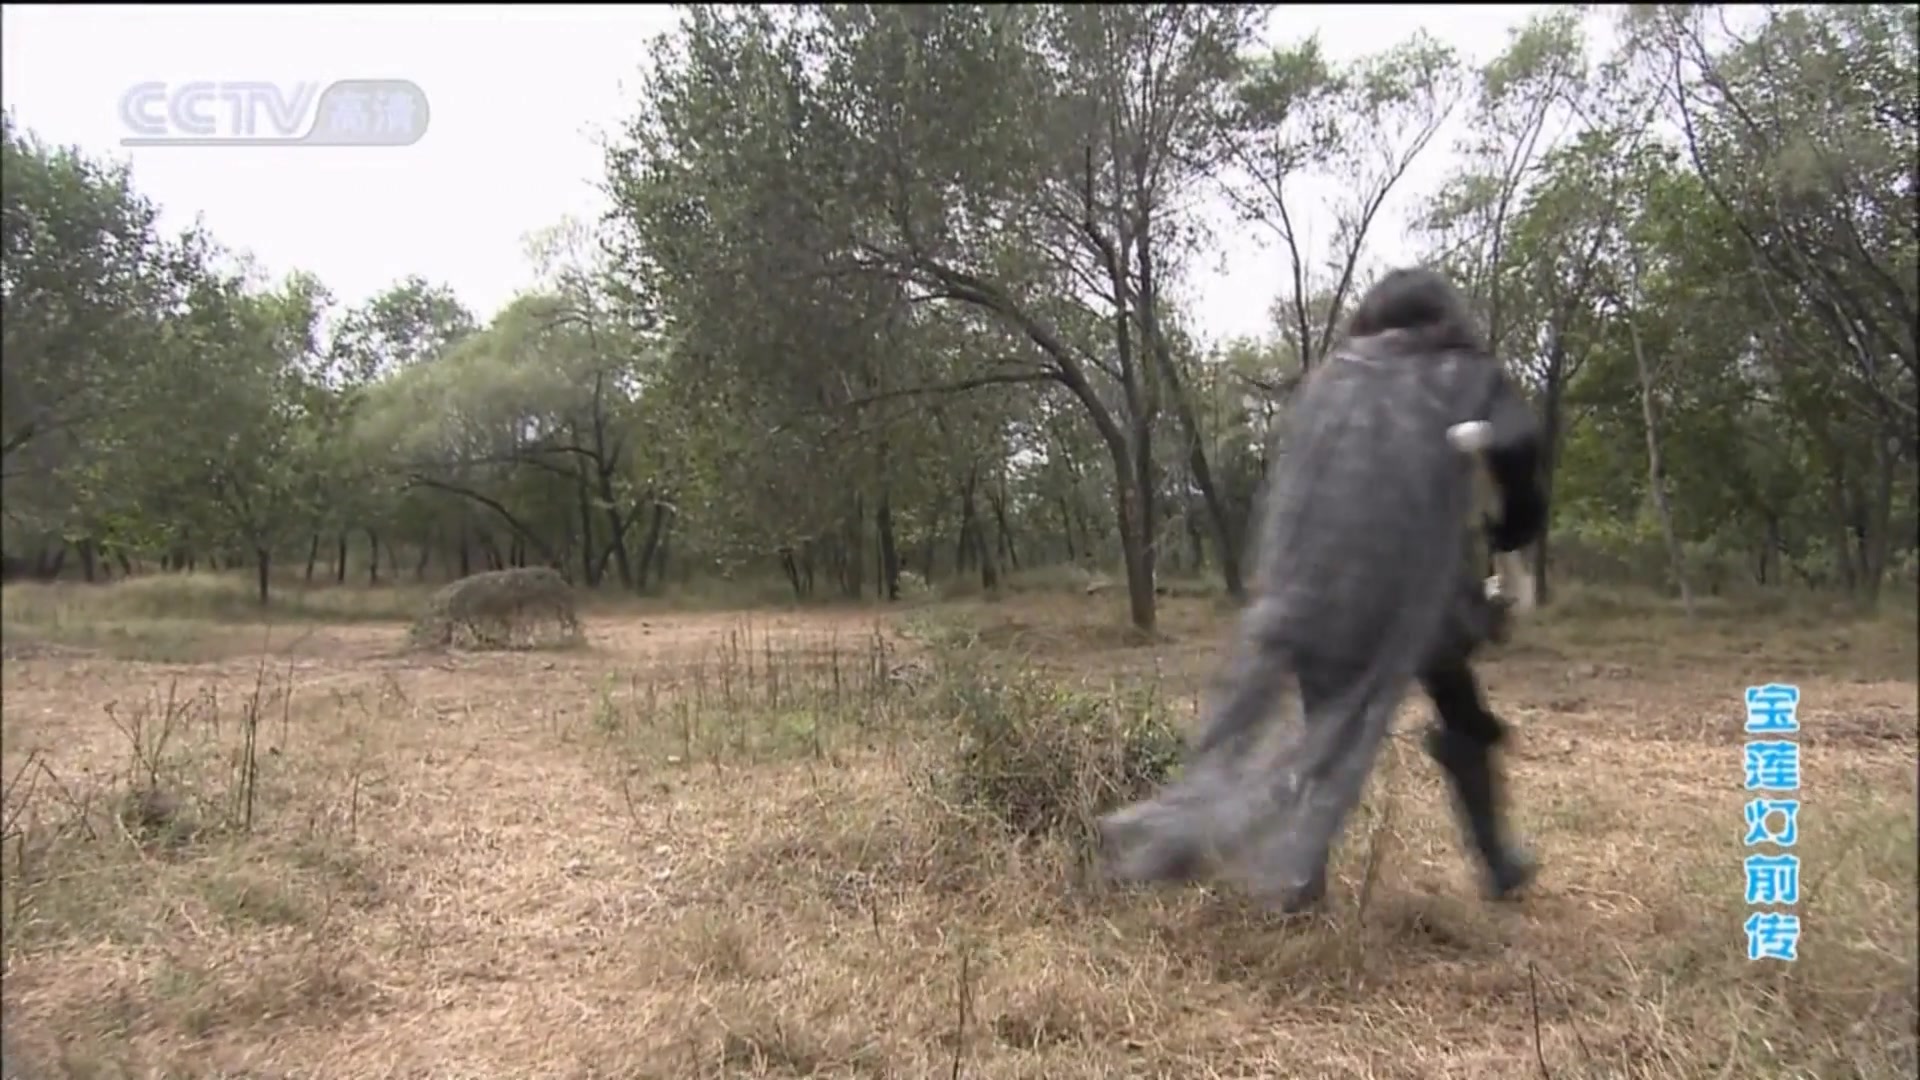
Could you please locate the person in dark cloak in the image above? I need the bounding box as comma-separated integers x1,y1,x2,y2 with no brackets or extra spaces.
1097,266,1548,913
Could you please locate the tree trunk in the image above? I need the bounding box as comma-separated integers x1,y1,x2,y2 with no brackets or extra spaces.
1823,462,1859,593
1529,371,1566,606
1757,515,1781,585
575,461,600,588
845,492,865,600
990,481,1019,571
1121,404,1159,631
955,469,979,573
971,515,999,592
634,502,672,595
255,547,272,605
1112,472,1156,632
304,534,321,582
367,528,381,585
1625,309,1693,616
79,539,97,583
478,531,504,571
1149,349,1245,600
781,548,804,600
921,500,942,581
1074,501,1100,564
1859,442,1896,609
876,494,901,601
1186,505,1206,574
335,533,348,583
601,489,635,590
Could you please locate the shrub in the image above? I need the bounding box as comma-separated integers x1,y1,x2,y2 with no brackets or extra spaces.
931,647,1182,851
893,568,933,600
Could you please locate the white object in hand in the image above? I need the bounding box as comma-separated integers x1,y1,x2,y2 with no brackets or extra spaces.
1447,419,1537,615
1446,420,1494,453
1491,551,1536,612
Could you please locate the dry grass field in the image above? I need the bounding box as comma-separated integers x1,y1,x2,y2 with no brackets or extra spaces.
2,573,1915,1079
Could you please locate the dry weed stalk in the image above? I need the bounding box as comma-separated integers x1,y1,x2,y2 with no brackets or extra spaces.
594,617,900,771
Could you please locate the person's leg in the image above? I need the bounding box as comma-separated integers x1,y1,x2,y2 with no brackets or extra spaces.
1420,661,1536,899
1430,560,1508,668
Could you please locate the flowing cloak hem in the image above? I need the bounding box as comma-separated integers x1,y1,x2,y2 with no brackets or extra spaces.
1098,344,1482,900
1098,548,1459,900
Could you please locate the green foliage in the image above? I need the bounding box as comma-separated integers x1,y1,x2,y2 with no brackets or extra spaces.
0,5,1913,615
2,113,193,544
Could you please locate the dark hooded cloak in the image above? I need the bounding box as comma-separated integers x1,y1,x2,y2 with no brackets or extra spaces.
1099,325,1537,905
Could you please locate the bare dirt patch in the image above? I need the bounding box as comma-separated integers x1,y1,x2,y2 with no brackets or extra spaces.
3,592,1914,1078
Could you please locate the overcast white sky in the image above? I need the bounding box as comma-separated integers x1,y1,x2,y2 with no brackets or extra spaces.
2,3,1554,348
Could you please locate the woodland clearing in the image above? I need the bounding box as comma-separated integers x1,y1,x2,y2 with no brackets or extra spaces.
2,575,1914,1079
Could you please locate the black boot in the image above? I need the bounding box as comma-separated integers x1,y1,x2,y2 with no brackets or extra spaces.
1424,725,1537,900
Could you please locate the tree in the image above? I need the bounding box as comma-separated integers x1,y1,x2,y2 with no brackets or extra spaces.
1,8,1910,611
608,3,1268,630
1223,30,1464,374
1,113,196,572
1622,3,1916,605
